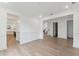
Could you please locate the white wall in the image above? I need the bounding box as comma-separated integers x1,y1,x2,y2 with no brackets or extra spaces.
73,10,79,48
20,16,43,44
0,7,7,50
47,20,53,36
47,15,73,39
43,20,48,31
58,20,67,39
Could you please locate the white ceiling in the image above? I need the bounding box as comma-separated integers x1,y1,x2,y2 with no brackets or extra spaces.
0,2,79,19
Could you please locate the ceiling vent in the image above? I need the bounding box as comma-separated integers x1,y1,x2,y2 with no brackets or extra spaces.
71,2,76,4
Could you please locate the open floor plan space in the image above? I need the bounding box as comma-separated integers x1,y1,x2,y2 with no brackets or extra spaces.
0,2,79,56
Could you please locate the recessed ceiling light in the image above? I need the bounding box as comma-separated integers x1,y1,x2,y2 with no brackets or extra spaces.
65,5,69,9
39,15,42,18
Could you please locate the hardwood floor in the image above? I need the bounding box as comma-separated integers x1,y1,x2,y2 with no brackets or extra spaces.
0,35,79,56
7,34,16,48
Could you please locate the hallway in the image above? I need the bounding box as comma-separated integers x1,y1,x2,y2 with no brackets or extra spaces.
0,35,79,56
7,33,16,48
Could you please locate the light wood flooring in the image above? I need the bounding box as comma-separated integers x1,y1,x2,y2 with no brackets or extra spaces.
7,34,16,48
0,35,79,56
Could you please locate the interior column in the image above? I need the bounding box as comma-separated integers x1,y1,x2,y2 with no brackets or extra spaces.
73,10,79,48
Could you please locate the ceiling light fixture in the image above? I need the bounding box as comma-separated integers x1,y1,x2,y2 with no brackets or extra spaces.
65,5,69,9
39,15,42,18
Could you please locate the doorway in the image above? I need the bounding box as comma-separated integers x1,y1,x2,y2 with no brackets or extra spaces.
7,13,20,48
67,20,73,39
53,22,58,37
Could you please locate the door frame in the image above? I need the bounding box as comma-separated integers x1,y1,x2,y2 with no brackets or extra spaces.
53,22,58,37
67,20,73,39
